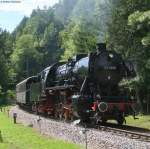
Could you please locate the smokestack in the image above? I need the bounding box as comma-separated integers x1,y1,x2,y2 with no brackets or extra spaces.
96,43,106,52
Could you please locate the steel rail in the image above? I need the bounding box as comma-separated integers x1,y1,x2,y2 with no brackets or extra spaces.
97,125,150,142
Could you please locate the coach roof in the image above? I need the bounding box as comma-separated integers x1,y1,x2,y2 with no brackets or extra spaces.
16,76,38,87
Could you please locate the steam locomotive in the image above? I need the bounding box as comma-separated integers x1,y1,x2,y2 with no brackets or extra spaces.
16,43,136,125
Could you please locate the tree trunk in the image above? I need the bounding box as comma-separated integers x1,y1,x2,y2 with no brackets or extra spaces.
147,93,150,114
136,87,144,113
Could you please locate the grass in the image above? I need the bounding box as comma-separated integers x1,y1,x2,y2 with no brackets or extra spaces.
0,111,81,149
125,115,150,130
108,115,150,130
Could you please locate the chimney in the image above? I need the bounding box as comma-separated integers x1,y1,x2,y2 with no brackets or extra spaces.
96,43,106,52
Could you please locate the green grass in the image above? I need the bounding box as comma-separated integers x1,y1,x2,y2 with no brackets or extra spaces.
125,115,150,130
108,115,150,130
0,112,81,149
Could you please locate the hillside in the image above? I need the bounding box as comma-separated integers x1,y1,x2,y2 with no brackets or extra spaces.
0,0,149,113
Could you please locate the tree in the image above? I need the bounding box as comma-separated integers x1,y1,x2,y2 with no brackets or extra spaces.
128,10,150,113
11,34,43,81
0,28,13,103
53,0,78,24
94,0,114,42
107,0,150,113
12,16,28,40
60,20,97,60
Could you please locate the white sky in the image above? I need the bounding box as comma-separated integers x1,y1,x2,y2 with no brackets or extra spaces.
0,0,59,16
0,0,59,31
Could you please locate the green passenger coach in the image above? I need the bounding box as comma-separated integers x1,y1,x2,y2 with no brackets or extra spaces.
16,76,40,105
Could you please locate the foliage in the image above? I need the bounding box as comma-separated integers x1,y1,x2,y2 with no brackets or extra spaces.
94,0,114,42
6,90,15,101
128,10,150,46
13,16,28,39
11,8,64,82
128,10,150,114
107,0,150,113
11,34,43,80
11,0,108,71
0,28,13,102
54,0,78,24
109,115,150,130
125,115,150,130
60,20,97,60
71,0,95,21
0,0,150,112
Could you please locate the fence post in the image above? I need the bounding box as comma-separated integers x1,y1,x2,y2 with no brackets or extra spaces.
13,113,17,124
37,116,41,134
7,109,10,117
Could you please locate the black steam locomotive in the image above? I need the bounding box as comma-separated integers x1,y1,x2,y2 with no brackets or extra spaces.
16,43,136,125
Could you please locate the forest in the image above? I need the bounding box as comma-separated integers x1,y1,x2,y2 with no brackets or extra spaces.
0,0,150,113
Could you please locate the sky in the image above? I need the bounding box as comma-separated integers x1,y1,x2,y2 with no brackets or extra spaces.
0,0,59,32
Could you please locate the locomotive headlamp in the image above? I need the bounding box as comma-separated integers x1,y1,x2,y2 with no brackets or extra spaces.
98,102,108,112
109,53,114,58
108,76,111,80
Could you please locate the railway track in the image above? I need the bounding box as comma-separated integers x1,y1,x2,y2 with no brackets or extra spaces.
66,119,150,143
9,106,150,149
96,124,150,143
15,106,150,143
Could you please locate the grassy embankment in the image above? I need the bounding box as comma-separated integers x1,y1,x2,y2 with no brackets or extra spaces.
108,115,150,130
0,111,81,149
125,115,150,129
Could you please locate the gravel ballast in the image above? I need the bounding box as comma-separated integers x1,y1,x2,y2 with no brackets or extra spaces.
9,106,150,149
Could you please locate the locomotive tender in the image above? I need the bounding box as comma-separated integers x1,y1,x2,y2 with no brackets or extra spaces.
16,43,136,125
